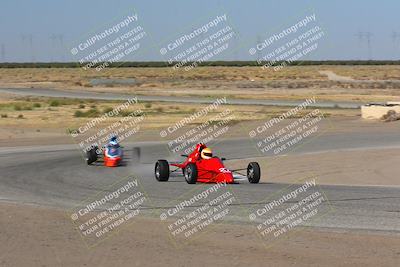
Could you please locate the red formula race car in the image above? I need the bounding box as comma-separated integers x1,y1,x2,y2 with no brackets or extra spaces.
86,144,123,167
155,143,261,184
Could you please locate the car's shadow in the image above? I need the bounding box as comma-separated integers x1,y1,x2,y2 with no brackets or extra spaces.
87,160,128,167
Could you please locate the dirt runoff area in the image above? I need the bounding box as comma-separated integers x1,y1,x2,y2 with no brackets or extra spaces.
0,202,399,267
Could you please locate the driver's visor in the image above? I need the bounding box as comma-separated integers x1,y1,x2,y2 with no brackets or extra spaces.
203,153,213,157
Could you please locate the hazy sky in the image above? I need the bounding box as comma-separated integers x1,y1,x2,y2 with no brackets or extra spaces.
1,0,399,62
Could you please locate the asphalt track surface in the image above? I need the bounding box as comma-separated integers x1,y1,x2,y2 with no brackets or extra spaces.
0,87,398,234
0,87,364,108
1,133,400,234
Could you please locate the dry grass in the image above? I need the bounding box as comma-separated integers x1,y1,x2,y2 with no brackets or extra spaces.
0,96,358,131
1,66,400,103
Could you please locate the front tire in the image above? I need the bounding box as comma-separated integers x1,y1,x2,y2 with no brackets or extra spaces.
184,163,197,184
86,146,98,165
155,160,169,181
247,162,261,183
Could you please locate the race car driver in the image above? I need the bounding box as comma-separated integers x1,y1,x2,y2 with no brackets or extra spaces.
200,147,213,160
108,135,119,146
105,136,121,157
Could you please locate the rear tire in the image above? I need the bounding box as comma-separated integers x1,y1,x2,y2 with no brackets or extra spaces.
155,160,169,181
247,162,260,184
184,163,198,184
86,146,98,165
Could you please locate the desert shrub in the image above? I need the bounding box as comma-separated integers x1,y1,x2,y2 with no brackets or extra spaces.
66,128,80,134
33,103,41,108
1,114,7,118
74,111,84,117
13,103,32,110
17,114,24,119
49,100,60,107
74,108,100,118
103,107,113,113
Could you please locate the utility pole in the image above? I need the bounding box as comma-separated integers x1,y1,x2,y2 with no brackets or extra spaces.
355,31,373,60
50,34,65,62
256,35,262,63
58,34,65,62
355,32,363,60
1,44,5,62
28,34,35,62
391,32,400,59
20,34,27,61
233,28,239,61
50,34,57,62
365,32,373,60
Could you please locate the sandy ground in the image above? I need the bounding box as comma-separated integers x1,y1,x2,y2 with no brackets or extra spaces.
319,70,355,82
0,202,399,267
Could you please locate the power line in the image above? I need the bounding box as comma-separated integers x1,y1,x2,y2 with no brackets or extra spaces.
355,31,373,60
58,34,65,62
50,34,65,62
26,34,35,62
391,31,400,43
392,31,400,59
1,44,5,62
50,34,57,62
391,31,400,48
256,35,262,62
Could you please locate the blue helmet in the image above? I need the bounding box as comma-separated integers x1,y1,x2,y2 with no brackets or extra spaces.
110,135,118,145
